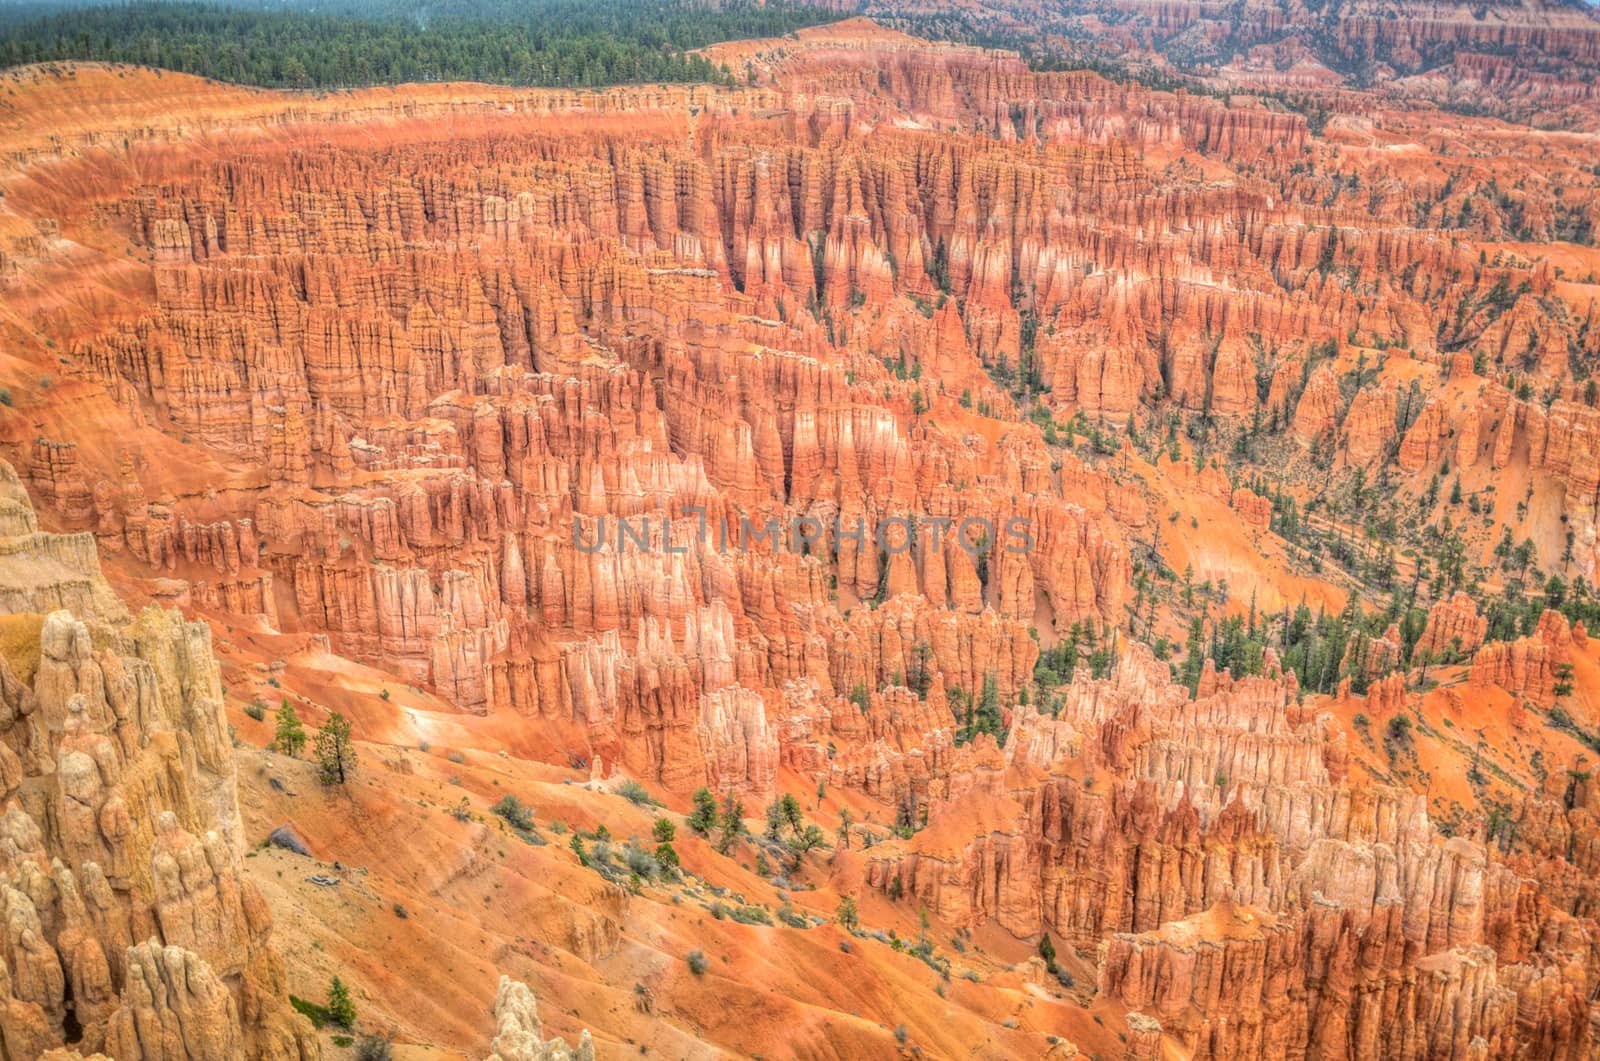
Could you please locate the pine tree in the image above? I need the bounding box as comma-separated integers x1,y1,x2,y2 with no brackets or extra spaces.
314,712,357,785
974,672,1004,739
275,700,307,758
327,976,356,1028
781,793,804,836
687,787,718,835
787,824,826,871
1180,615,1208,694
716,792,746,854
765,799,784,840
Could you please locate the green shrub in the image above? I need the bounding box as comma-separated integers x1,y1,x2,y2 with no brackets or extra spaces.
289,995,330,1028
622,842,662,879
617,780,655,806
490,795,535,832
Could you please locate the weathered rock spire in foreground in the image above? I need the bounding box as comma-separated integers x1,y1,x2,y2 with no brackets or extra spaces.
0,459,318,1059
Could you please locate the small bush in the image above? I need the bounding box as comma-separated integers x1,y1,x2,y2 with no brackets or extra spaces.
392,903,409,919
687,949,708,975
622,842,662,879
355,1034,393,1061
490,795,535,832
289,995,330,1028
617,779,655,806
1384,714,1414,760
447,750,466,764
243,700,266,722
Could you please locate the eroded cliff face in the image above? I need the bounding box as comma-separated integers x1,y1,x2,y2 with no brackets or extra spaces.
843,0,1600,127
0,459,317,1060
1,15,1600,1059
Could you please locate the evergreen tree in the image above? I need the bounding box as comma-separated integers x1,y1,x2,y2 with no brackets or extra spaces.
781,793,804,836
974,672,1004,740
0,0,837,91
765,799,785,841
716,792,746,853
787,824,826,870
314,712,357,785
1180,615,1208,694
1038,933,1058,973
687,787,718,835
652,819,680,870
275,700,306,758
327,976,356,1028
